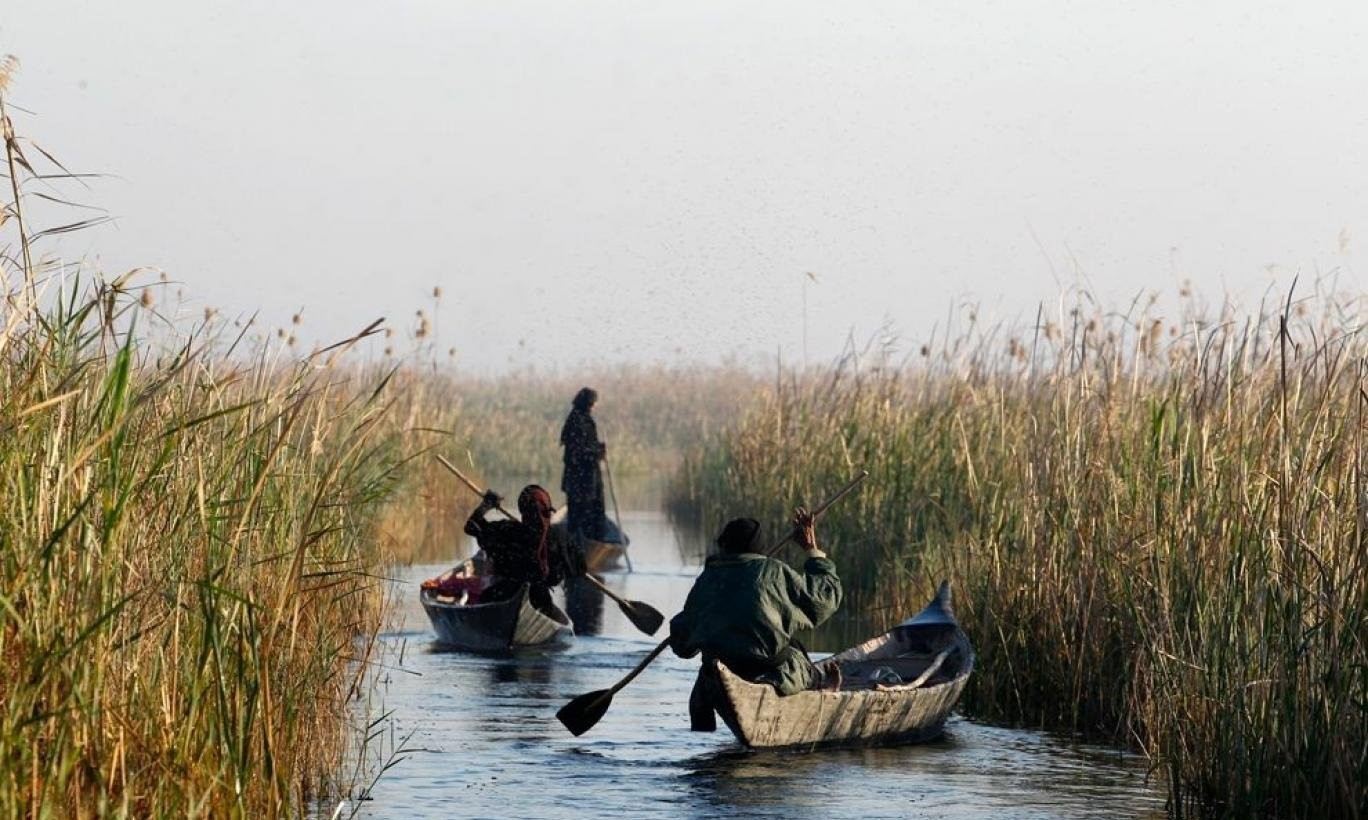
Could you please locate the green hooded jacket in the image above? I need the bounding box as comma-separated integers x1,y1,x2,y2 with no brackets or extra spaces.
669,551,842,695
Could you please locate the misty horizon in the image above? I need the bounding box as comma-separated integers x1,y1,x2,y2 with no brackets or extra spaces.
4,0,1365,372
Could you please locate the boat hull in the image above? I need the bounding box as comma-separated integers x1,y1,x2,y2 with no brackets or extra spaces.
546,519,630,573
582,538,628,572
713,661,970,750
709,581,975,750
421,584,573,652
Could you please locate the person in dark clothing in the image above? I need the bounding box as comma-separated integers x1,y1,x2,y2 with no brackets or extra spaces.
669,508,843,731
559,387,607,540
464,484,578,615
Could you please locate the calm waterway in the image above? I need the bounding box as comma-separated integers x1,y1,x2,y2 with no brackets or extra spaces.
342,499,1166,820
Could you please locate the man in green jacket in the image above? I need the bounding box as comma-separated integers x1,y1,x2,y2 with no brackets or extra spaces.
669,507,842,731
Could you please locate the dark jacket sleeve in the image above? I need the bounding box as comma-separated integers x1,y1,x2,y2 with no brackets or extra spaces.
587,416,604,457
780,556,843,629
669,591,701,659
464,506,491,538
465,509,513,554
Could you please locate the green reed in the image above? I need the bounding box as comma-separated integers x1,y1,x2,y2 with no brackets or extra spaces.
671,294,1367,818
0,76,441,816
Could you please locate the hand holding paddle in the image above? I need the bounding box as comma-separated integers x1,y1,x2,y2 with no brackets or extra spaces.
434,455,665,636
792,507,820,554
556,469,870,737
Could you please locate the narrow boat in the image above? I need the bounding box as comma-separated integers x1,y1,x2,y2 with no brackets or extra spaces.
708,580,974,750
580,537,628,573
420,561,574,652
552,518,630,573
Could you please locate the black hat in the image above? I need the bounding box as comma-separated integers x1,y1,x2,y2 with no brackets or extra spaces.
717,517,762,554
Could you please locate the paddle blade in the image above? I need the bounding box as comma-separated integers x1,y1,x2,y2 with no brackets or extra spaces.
557,689,614,736
619,599,665,636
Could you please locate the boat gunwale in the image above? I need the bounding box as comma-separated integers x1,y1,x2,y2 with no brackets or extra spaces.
716,629,975,698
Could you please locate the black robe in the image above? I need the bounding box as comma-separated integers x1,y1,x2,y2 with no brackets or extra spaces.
559,408,605,539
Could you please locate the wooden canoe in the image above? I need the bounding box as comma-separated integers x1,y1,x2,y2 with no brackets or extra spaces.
550,519,630,573
581,538,628,572
709,580,974,750
420,563,573,652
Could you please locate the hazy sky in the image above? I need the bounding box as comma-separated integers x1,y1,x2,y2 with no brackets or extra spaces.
4,1,1366,370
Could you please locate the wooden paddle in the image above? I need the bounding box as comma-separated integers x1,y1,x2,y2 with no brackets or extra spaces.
556,468,870,737
434,455,665,636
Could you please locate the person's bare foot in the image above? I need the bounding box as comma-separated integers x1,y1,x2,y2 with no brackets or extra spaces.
822,665,842,692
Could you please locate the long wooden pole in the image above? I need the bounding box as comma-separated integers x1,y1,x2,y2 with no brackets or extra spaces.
764,469,869,557
602,455,633,572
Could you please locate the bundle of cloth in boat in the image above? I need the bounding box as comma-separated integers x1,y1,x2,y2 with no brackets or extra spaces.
669,513,842,731
420,573,485,603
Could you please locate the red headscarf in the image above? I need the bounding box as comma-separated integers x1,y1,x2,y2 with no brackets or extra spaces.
518,485,555,578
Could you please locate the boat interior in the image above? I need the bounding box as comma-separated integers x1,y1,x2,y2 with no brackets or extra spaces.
821,622,970,691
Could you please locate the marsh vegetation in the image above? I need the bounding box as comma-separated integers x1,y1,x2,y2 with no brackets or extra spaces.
669,291,1368,817
0,75,458,815
5,60,1362,817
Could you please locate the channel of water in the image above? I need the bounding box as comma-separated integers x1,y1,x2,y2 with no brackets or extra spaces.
343,481,1165,819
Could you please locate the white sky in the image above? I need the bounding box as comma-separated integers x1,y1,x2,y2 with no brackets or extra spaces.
4,1,1366,370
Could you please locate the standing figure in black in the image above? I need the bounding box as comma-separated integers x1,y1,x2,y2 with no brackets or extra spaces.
559,387,606,541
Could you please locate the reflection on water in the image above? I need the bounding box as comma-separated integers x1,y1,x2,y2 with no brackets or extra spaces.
487,657,554,688
681,726,1162,820
563,576,606,636
348,497,1165,819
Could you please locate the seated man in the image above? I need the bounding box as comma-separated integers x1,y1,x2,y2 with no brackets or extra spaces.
464,485,580,615
669,507,842,731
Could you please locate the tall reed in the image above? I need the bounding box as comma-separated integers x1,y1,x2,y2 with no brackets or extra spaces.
671,292,1368,817
369,370,479,566
0,73,420,815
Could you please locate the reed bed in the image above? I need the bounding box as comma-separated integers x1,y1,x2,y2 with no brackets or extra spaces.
370,371,479,566
671,292,1368,817
0,78,441,816
452,366,762,478
0,293,408,815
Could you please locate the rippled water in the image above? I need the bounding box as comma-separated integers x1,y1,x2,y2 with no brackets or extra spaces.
342,507,1165,819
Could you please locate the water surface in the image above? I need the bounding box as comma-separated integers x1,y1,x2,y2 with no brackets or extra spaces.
346,505,1165,819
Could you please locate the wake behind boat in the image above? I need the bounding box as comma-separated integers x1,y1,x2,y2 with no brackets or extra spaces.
706,580,974,750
